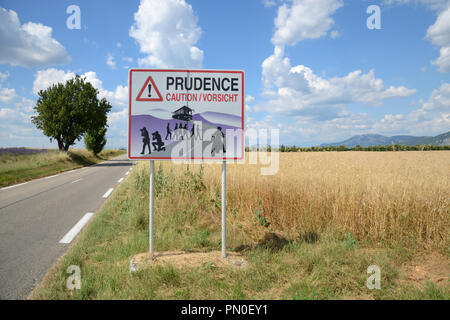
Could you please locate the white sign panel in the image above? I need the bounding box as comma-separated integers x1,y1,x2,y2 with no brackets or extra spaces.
128,69,244,160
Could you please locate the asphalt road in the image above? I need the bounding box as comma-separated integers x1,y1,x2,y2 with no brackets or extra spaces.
0,154,134,300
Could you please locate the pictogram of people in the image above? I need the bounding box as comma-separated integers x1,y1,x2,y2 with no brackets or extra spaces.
211,126,226,155
140,127,151,154
152,131,166,151
179,122,184,140
195,123,202,140
165,122,172,140
173,123,179,140
183,123,189,140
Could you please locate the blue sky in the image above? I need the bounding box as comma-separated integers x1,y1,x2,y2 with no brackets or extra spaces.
0,0,449,148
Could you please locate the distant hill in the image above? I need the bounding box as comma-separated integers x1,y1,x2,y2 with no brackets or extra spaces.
320,131,450,148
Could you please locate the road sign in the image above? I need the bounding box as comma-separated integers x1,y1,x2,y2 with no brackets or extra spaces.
128,69,244,160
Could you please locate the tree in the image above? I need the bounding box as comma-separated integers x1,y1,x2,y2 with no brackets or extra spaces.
85,127,107,155
31,75,112,151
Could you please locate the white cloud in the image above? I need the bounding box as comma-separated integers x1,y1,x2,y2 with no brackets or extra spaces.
0,7,70,67
80,71,104,91
32,69,128,110
271,0,343,46
245,95,255,104
129,0,203,68
422,82,450,111
0,87,17,104
33,68,76,94
122,57,133,63
106,54,117,69
320,82,450,139
0,108,16,119
14,97,35,113
0,70,18,105
0,71,9,82
0,107,30,125
246,114,280,131
373,110,450,136
426,4,450,72
260,47,416,118
0,106,49,147
431,47,450,71
384,0,450,72
108,108,128,124
259,0,416,123
426,5,450,46
293,113,375,145
100,84,128,109
383,0,448,10
262,0,278,7
330,30,341,39
254,82,450,145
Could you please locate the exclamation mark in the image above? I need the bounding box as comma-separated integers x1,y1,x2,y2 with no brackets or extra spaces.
148,84,152,97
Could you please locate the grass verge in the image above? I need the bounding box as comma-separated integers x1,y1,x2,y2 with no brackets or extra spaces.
29,159,449,300
0,148,126,188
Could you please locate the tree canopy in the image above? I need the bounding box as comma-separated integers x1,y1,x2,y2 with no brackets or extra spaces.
31,75,112,151
85,127,107,156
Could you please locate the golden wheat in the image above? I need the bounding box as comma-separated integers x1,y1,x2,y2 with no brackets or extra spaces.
153,151,449,250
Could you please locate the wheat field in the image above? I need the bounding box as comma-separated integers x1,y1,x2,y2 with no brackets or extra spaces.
30,151,450,299
156,151,449,251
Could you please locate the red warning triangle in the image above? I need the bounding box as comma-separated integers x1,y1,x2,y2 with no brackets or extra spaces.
136,76,163,102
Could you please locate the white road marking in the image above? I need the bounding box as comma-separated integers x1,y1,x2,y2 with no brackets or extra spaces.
102,188,114,198
1,182,28,191
125,171,130,176
63,168,80,174
43,174,59,180
71,178,82,184
59,213,94,244
118,178,124,183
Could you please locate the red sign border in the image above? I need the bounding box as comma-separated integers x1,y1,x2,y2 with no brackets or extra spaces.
128,69,245,161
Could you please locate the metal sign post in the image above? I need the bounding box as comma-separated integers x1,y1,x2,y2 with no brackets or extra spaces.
149,160,154,259
221,160,227,258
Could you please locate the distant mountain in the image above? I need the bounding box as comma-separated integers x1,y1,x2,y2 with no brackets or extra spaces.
320,131,450,148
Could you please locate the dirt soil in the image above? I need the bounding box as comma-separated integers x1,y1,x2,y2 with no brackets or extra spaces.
402,252,449,287
130,250,248,273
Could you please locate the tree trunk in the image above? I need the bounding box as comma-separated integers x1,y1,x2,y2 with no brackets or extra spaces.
57,139,64,151
63,139,75,151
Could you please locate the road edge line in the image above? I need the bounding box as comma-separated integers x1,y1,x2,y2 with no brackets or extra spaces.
59,213,94,244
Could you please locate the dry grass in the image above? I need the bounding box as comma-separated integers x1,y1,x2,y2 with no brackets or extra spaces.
0,148,126,187
157,151,449,251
